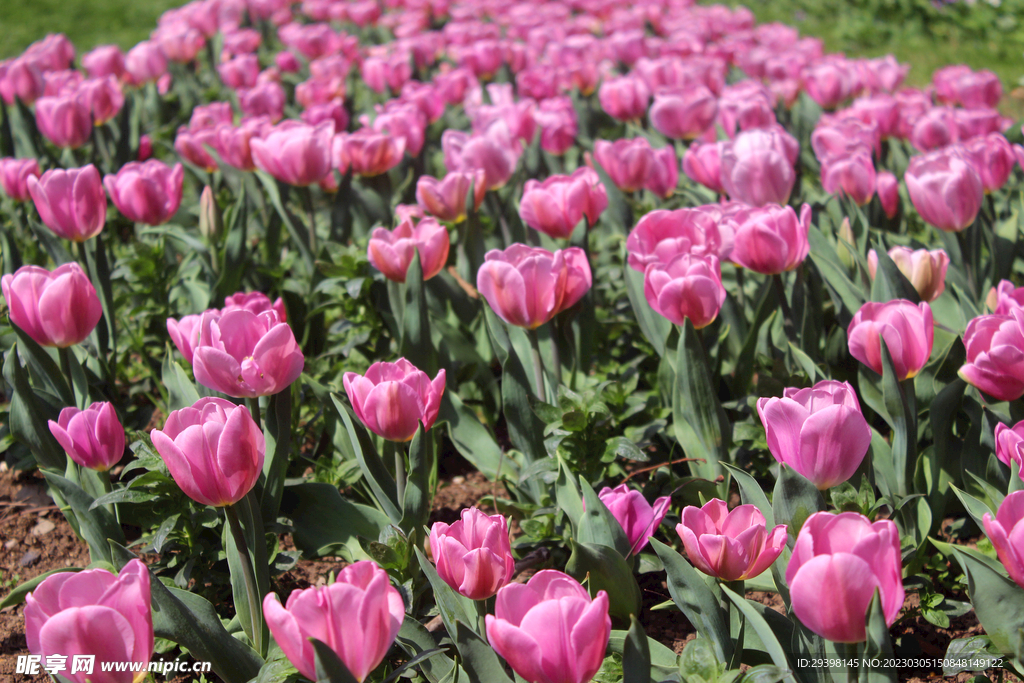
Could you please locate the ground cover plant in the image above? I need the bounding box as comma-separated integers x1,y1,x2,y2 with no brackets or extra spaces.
0,1,1024,682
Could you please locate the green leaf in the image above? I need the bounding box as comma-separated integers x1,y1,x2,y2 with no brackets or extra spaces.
414,547,476,641
312,638,360,683
0,567,82,609
720,585,798,683
742,665,793,683
577,477,632,558
438,392,516,479
807,226,866,316
43,470,124,564
949,485,996,532
943,636,1002,675
555,457,585,528
951,547,1024,661
623,615,651,683
395,619,458,683
623,264,670,358
280,483,388,561
863,592,897,683
330,394,402,524
772,465,826,541
162,351,201,412
399,251,437,373
3,344,66,470
10,323,71,404
880,340,916,497
260,387,292,526
89,487,159,508
608,631,679,680
255,171,314,272
672,320,730,486
566,540,642,620
400,423,434,534
454,622,515,683
870,247,920,304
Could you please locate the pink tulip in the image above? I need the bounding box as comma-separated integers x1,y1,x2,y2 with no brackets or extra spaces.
909,107,957,153
954,107,1009,141
221,28,262,57
367,215,450,282
989,280,1024,315
400,81,445,124
644,145,679,198
682,141,724,194
442,123,520,190
729,203,811,275
302,102,350,134
720,127,798,207
277,22,342,60
125,41,168,85
434,66,478,105
224,291,287,320
934,65,1002,110
983,492,1024,589
25,559,152,683
152,397,264,507
1,264,102,347
801,58,858,109
175,125,220,172
137,135,152,161
995,422,1024,477
677,499,787,581
239,81,286,122
251,121,334,186
416,170,486,222
0,56,45,105
0,157,40,202
486,571,610,683
154,21,206,63
80,76,125,125
593,137,654,193
214,117,269,171
369,103,426,156
430,507,515,600
275,51,300,73
191,309,303,398
649,85,717,140
626,208,724,272
861,55,908,93
756,380,871,489
534,96,578,156
35,92,92,149
811,118,879,162
48,402,124,471
847,94,899,139
264,561,404,682
963,133,1015,193
787,511,904,642
643,253,727,329
343,358,445,442
104,160,183,226
167,313,205,363
904,147,982,232
333,128,406,178
821,152,876,206
519,168,607,239
876,171,899,219
598,484,671,555
959,310,1024,401
598,75,650,122
867,247,949,303
477,244,592,329
716,81,777,137
847,299,933,380
218,53,260,90
82,45,127,80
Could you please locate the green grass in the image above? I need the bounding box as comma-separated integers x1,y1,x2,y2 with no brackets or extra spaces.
0,0,184,60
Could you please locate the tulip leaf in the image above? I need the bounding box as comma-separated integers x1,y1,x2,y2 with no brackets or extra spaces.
806,225,866,317
672,319,731,489
281,482,388,561
651,538,732,663
414,547,477,641
83,233,116,361
255,171,314,273
224,495,270,657
623,615,652,683
161,351,201,412
395,619,459,683
623,263,671,358
566,539,642,620
3,343,67,470
880,340,916,498
720,585,798,683
863,591,897,683
330,394,403,524
400,423,434,535
949,484,996,533
608,630,679,681
870,247,920,304
108,541,264,683
555,456,585,528
0,567,82,609
454,621,515,683
731,279,775,396
771,465,825,541
723,464,775,526
43,470,124,564
399,251,437,374
312,638,361,683
943,636,1003,675
951,547,1024,661
577,477,632,558
438,391,516,480
260,386,292,526
10,323,72,405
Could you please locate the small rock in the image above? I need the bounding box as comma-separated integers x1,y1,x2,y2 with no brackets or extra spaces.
452,476,465,484
32,519,56,536
4,539,17,549
14,486,51,508
19,550,41,567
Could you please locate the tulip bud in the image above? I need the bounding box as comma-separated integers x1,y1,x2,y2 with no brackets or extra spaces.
252,120,335,186
199,186,222,241
627,208,724,272
836,217,857,271
847,299,933,380
867,247,949,303
643,253,727,329
598,484,671,555
104,160,184,226
904,147,982,232
720,127,798,207
677,499,787,581
48,402,125,471
0,157,41,202
995,421,1024,478
415,170,486,223
876,171,899,219
729,203,811,275
367,215,450,282
430,507,515,600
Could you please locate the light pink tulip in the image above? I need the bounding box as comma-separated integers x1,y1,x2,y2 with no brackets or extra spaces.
959,310,1024,401
430,507,515,600
343,358,445,442
477,244,592,329
729,203,811,275
995,422,1024,477
223,291,287,320
598,484,671,555
333,128,406,177
80,76,125,125
167,313,206,363
1,264,102,347
904,147,982,232
715,80,777,137
370,103,426,156
682,141,724,194
821,152,876,206
934,65,1002,110
152,397,264,507
519,168,607,239
811,117,879,163
0,56,45,105
720,127,798,207
125,41,168,85
252,121,334,186
218,54,260,90
955,107,1009,141
367,215,450,282
154,21,206,63
677,499,787,581
847,299,933,380
984,492,1024,589
649,85,717,140
416,170,486,222
48,402,125,471
214,117,270,171
756,380,871,489
35,92,93,149
909,107,958,152
175,125,220,172
302,101,350,133
626,208,724,272
867,247,949,303
25,559,152,683
399,81,445,124
0,157,40,202
264,561,404,682
643,253,726,329
486,571,610,683
598,75,650,122
644,145,679,198
104,160,183,226
876,171,899,219
82,45,127,80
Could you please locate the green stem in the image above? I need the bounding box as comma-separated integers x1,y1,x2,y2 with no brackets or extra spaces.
549,320,561,392
474,597,490,637
385,440,406,504
246,397,262,432
225,503,263,656
529,329,546,401
772,273,795,338
302,186,317,256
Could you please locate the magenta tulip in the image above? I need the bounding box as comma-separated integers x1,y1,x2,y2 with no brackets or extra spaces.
486,570,610,683
239,81,286,122
847,300,933,380
167,313,205,364
645,145,679,198
959,310,1024,401
649,85,718,140
151,397,264,507
223,291,287,320
251,120,334,186
415,170,486,222
82,45,127,80
904,147,983,232
191,309,303,398
720,127,798,207
989,280,1024,315
787,511,904,642
984,491,1024,589
876,171,899,219
756,380,871,489
729,203,811,275
821,151,877,206
429,507,515,600
963,133,1016,194
104,160,183,226
48,402,125,471
0,157,40,202
995,421,1024,477
264,561,404,682
367,215,450,282
442,123,520,190
677,499,787,581
598,75,650,122
333,127,406,177
125,41,168,85
593,138,654,193
867,247,949,303
28,165,107,242
0,56,44,105
627,208,725,272
175,124,220,172
519,168,607,239
682,141,724,194
35,92,93,149
25,559,153,683
643,253,726,329
1,263,102,348
218,53,260,90
342,358,445,442
476,244,592,329
933,65,1001,110
534,96,578,155
598,484,671,555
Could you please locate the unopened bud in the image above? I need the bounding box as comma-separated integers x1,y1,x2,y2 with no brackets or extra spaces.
199,186,222,240
836,217,856,271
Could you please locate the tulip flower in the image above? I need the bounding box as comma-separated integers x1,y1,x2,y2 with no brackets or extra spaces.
847,299,933,380
476,245,592,329
963,133,1015,194
442,122,520,190
429,507,515,600
1,263,102,348
876,171,899,219
415,170,486,222
333,127,406,177
519,168,608,239
104,160,183,226
534,96,578,155
214,117,269,171
175,125,220,172
191,309,304,398
593,137,654,193
787,511,904,642
218,53,260,90
645,146,679,198
995,421,1024,477
988,280,1024,315
80,76,125,125
720,127,798,207
0,157,40,202
598,75,650,122
264,561,404,682
223,291,287,320
649,85,718,140
82,45,127,80
35,92,93,149
729,203,811,275
598,484,671,555
370,103,426,156
486,571,610,683
28,165,107,242
251,120,335,186
867,247,949,303
959,310,1024,401
933,65,1002,110
343,358,445,442
904,147,982,232
756,380,871,489
367,215,450,282
125,40,168,85
48,402,125,471
802,58,858,109
151,397,264,507
982,492,1024,591
682,141,724,194
643,254,727,329
627,208,725,272
25,559,153,683
239,80,286,122
0,56,44,105
167,313,205,364
821,151,876,206
677,499,787,581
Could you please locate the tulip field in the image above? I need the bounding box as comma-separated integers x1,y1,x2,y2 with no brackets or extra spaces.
3,0,1024,681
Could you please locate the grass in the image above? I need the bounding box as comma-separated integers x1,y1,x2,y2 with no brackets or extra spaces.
0,0,183,60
